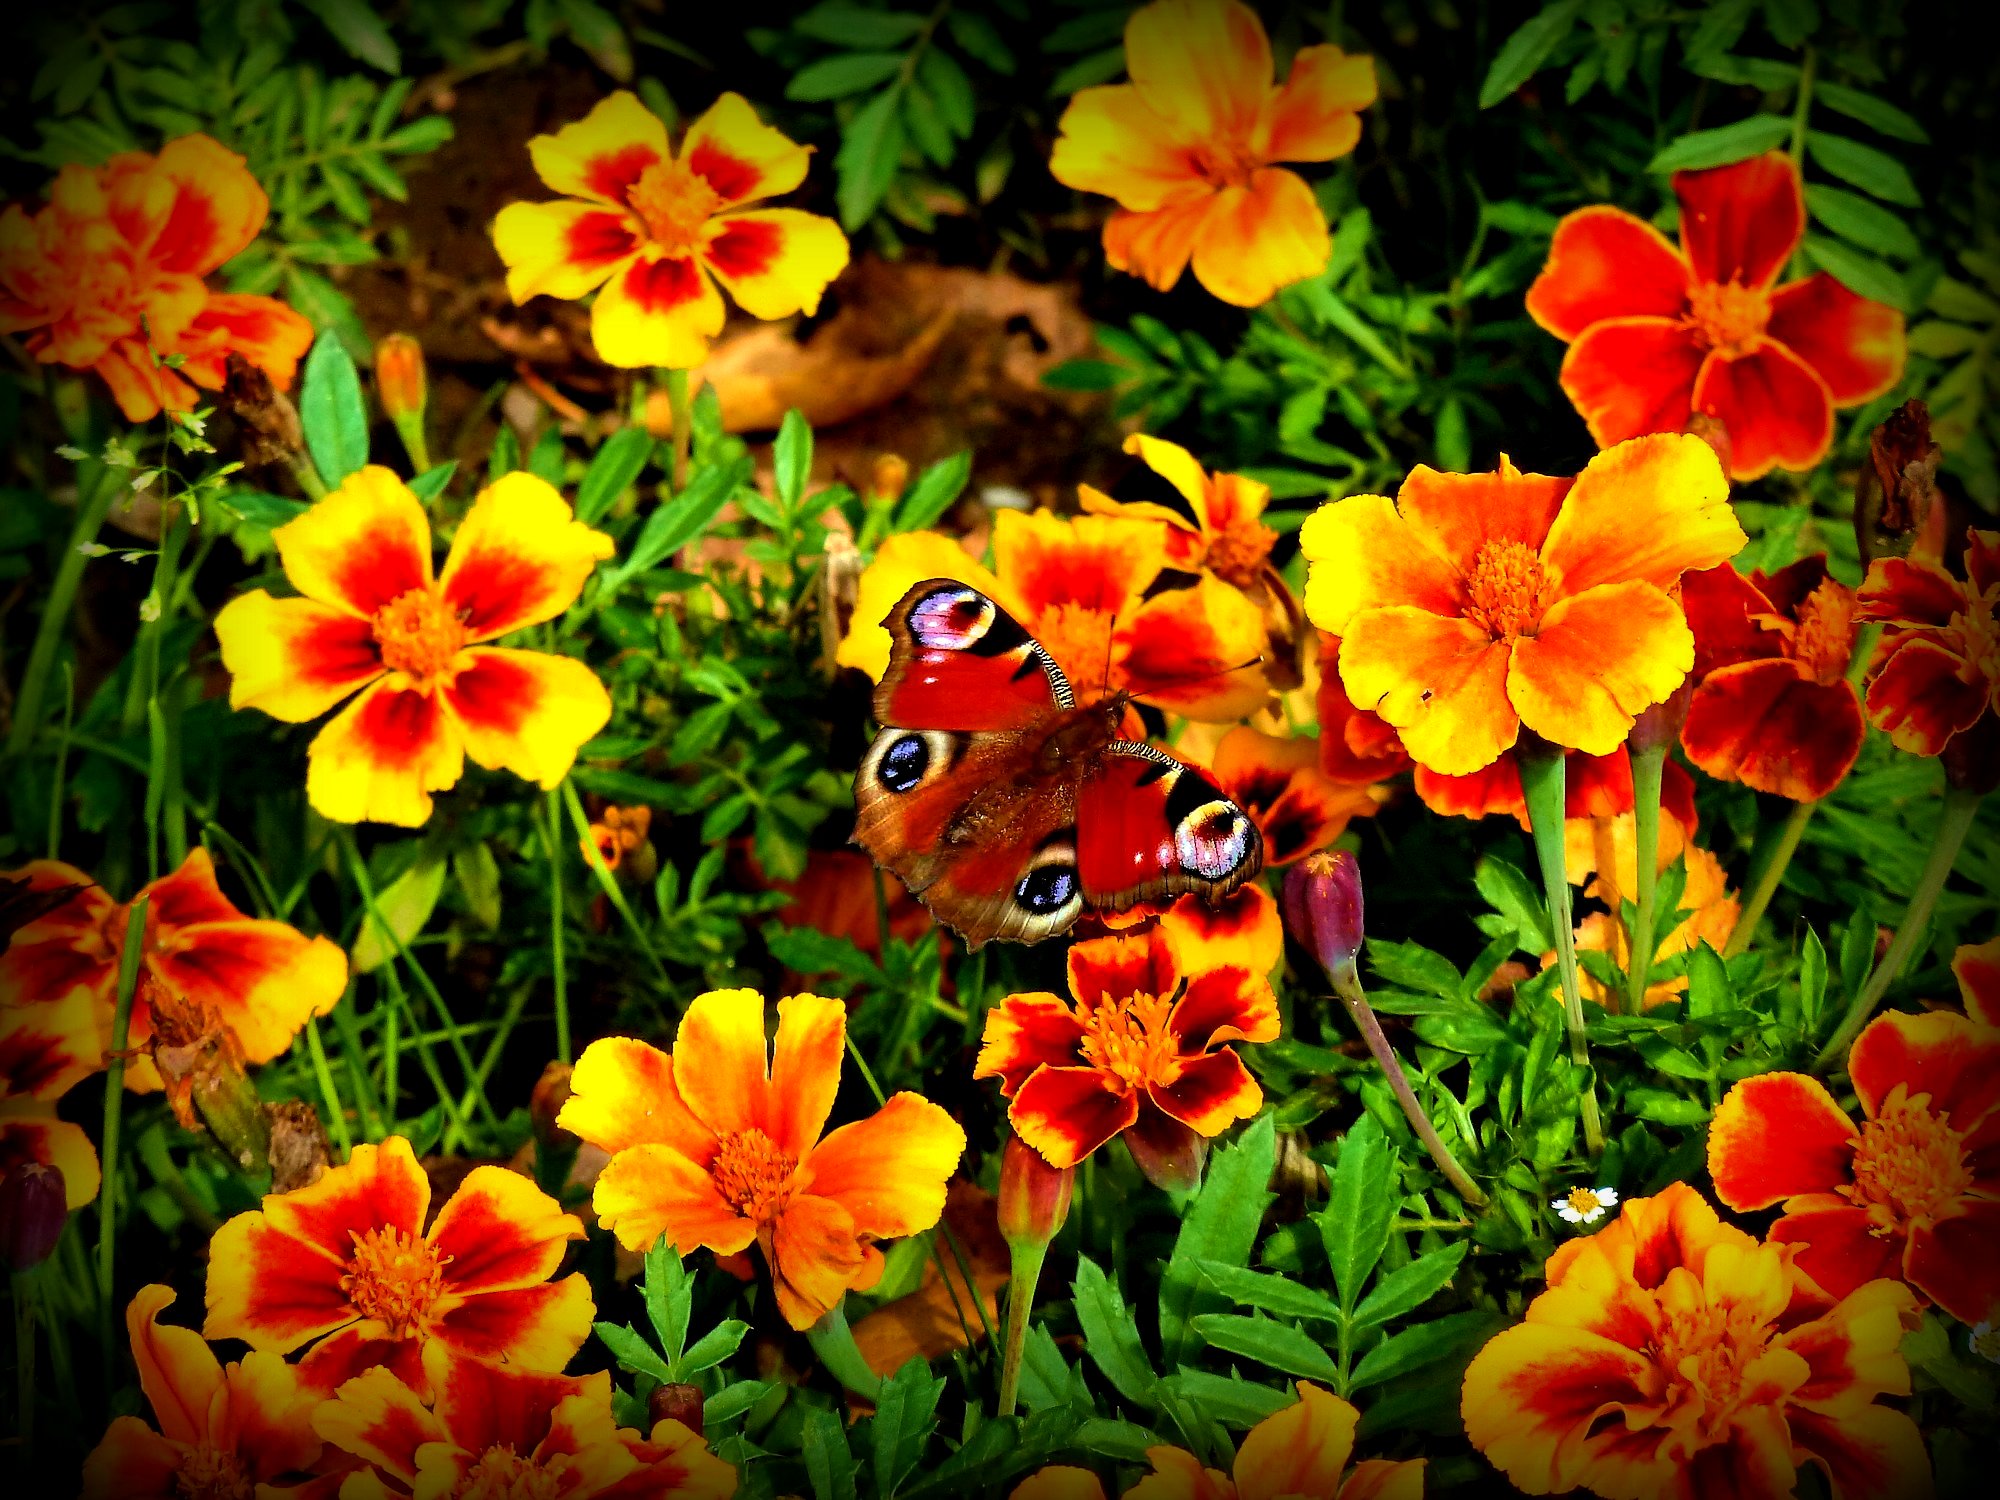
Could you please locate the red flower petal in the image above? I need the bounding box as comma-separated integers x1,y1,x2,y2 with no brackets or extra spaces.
432,1276,595,1370
1767,273,1905,405
1864,636,1990,755
1168,968,1279,1051
306,679,464,828
1788,1405,1930,1500
1558,317,1706,449
1906,1199,2000,1324
1708,1073,1858,1211
1953,938,2000,1028
439,473,614,642
1848,1010,2000,1133
1526,206,1689,341
1673,152,1803,290
1858,556,1970,628
430,1166,583,1296
975,993,1086,1097
433,1354,587,1459
274,467,433,618
1067,932,1177,1011
1146,1049,1262,1135
440,647,611,790
264,1135,429,1262
138,845,242,928
1682,563,1780,678
1968,529,2000,594
1692,340,1834,480
1010,1066,1140,1170
1682,659,1866,800
203,1211,358,1353
1782,1276,1917,1409
1314,635,1411,784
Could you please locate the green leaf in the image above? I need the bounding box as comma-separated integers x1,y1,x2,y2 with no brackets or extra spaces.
1797,926,1828,1032
1625,1087,1710,1126
947,11,1016,73
796,3,927,48
299,0,400,72
1155,1371,1293,1427
1048,45,1125,96
893,450,973,531
1685,53,1800,90
1479,0,1585,108
642,1239,692,1363
1320,1113,1396,1310
835,85,908,229
1074,1256,1157,1408
1685,942,1732,1019
918,48,976,138
1195,1260,1343,1323
672,1317,747,1377
1475,855,1552,950
612,454,750,585
1160,1114,1276,1364
353,851,445,973
576,426,656,524
868,1358,945,1499
1804,236,1909,311
1352,1242,1468,1330
1646,114,1792,172
801,1404,859,1500
407,462,457,503
789,52,906,102
1365,939,1462,999
1805,185,1922,261
593,1320,674,1383
701,1380,774,1426
774,409,813,508
558,0,634,81
1188,1314,1342,1384
1350,1309,1508,1389
1805,131,1921,206
1815,82,1928,144
299,333,369,486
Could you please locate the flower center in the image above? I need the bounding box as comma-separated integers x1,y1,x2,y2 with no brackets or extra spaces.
1463,541,1554,641
173,1442,252,1500
341,1225,449,1338
1564,1188,1605,1218
1204,516,1277,589
1789,580,1857,685
1844,1090,1971,1230
1686,279,1771,357
456,1447,568,1500
1646,1286,1776,1439
1949,600,2000,690
371,588,466,686
1030,603,1120,701
1187,138,1259,190
1078,992,1183,1094
709,1128,799,1223
628,158,722,257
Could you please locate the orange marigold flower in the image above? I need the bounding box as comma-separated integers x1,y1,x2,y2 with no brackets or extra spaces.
204,1134,593,1397
838,510,1273,722
80,1286,323,1500
584,804,653,871
975,920,1277,1186
314,1347,736,1500
1124,1382,1424,1500
1416,743,1698,830
1462,1182,1928,1500
558,989,966,1330
1314,633,1411,785
1709,1009,2000,1325
493,91,849,370
0,135,312,423
1207,725,1385,864
1553,834,1739,1010
213,466,615,826
1011,1467,1110,1500
1856,528,2000,783
0,849,346,1093
1680,556,1866,801
1302,435,1744,776
1049,0,1376,307
1955,937,2000,1026
1525,151,1906,481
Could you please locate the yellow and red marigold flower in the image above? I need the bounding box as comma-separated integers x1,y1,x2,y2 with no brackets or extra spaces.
204,1134,593,1396
1314,634,1413,785
1554,829,1739,1010
1680,556,1866,801
1049,0,1376,306
81,1286,324,1500
1301,435,1744,776
838,508,1272,722
0,849,346,1093
1,984,106,1214
313,1347,736,1500
1709,1008,2000,1325
1956,937,2000,1025
1415,742,1698,829
214,466,615,827
494,90,849,369
0,134,312,423
558,989,966,1329
1207,725,1385,864
1856,528,2000,782
975,918,1278,1184
1124,1382,1423,1500
1525,151,1906,481
1462,1182,1927,1500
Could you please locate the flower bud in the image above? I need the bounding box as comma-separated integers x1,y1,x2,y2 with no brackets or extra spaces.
870,452,909,504
1123,1111,1206,1195
1283,849,1364,993
374,335,428,423
1855,400,1944,569
647,1381,705,1433
1627,676,1694,756
997,1135,1073,1251
148,986,268,1172
643,388,678,441
531,1060,580,1157
1,1161,68,1271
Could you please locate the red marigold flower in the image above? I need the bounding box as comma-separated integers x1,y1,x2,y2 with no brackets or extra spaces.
1679,556,1867,800
1049,0,1376,307
1208,725,1385,865
80,1286,323,1499
204,1135,593,1397
1302,436,1744,775
213,466,615,826
1125,1382,1423,1500
975,922,1278,1186
493,91,849,370
1856,528,2000,779
1525,151,1906,481
1955,937,2000,1026
0,135,312,423
558,989,966,1330
1314,633,1412,785
1709,1009,2000,1324
1462,1182,1927,1499
313,1347,735,1500
0,849,346,1094
0,968,104,1102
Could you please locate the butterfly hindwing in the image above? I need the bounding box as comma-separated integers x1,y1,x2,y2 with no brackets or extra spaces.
1076,741,1262,914
874,581,1074,732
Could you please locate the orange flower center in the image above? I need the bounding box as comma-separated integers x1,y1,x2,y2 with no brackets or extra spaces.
456,1446,568,1500
629,158,722,257
1030,603,1120,701
1187,139,1259,190
1646,1293,1776,1436
1464,541,1554,641
173,1443,252,1500
342,1225,449,1338
1205,517,1278,590
709,1128,799,1224
372,588,467,686
1949,601,2000,689
1686,279,1771,358
1789,580,1857,684
1078,992,1183,1094
1844,1091,1971,1231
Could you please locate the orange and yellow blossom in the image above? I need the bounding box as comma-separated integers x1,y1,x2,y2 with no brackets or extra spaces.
80,1286,324,1499
1461,1182,1928,1500
1050,0,1375,306
558,989,966,1329
1301,434,1744,776
1550,821,1740,1011
1133,1382,1422,1500
1206,725,1385,865
493,91,849,369
213,466,614,827
1,982,106,1215
204,1135,593,1398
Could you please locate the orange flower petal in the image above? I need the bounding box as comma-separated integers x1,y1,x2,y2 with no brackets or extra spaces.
218,1350,321,1481
1526,206,1690,341
0,1103,102,1208
79,1416,183,1499
214,591,383,723
1557,315,1706,449
1212,725,1377,863
1300,494,1465,634
305,679,465,827
1857,556,1965,628
0,984,105,1099
995,509,1166,623
1158,884,1284,976
1103,197,1219,294
767,993,846,1159
1460,1322,1659,1494
700,208,848,321
1848,1010,2000,1130
1336,1458,1426,1500
671,988,774,1140
1787,1403,1931,1500
1126,0,1272,140
1252,46,1375,163
1126,1446,1233,1500
95,335,199,422
1864,636,1989,755
204,1210,357,1353
836,528,1012,682
441,647,610,790
147,919,348,1065
112,135,267,276
1050,85,1206,214
1339,608,1517,776
494,199,639,304
1147,1050,1262,1135
1694,339,1835,480
807,1092,966,1241
1314,635,1411,784
1707,1072,1858,1211
1120,577,1274,721
1010,1066,1140,1169
591,250,725,369
174,292,314,393
975,992,1087,1096
768,1193,870,1329
1768,1200,1905,1307
1190,167,1328,308
527,91,668,205
310,1365,438,1485
1169,967,1279,1051
1394,457,1572,574
1767,272,1905,406
273,466,433,618
591,1142,755,1257
679,92,811,208
433,1274,595,1371
1673,152,1803,290
125,1284,221,1447
1234,1382,1356,1500
429,1166,584,1296
1508,580,1693,755
559,1036,715,1160
1068,932,1175,1010
1011,1467,1111,1500
1682,659,1865,800
1953,937,2000,1027
1540,432,1741,598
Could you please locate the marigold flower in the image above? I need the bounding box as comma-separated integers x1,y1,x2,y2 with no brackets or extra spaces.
1314,634,1412,785
1709,1008,2000,1325
493,90,849,369
1680,556,1866,801
1124,883,1286,979
1415,743,1698,829
975,921,1278,1186
584,804,652,871
0,135,312,423
1462,1182,1927,1499
213,466,615,826
838,510,1272,722
80,1286,322,1499
1552,819,1738,1010
0,970,104,1101
1125,1382,1424,1500
1301,435,1744,776
1049,0,1376,306
0,849,346,1093
204,1134,593,1396
1954,936,2000,1025
1525,151,1906,481
1209,725,1384,864
559,989,966,1329
1011,1467,1109,1500
1856,528,2000,781
313,1347,735,1500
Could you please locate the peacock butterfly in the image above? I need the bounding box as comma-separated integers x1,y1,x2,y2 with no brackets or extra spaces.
853,579,1263,947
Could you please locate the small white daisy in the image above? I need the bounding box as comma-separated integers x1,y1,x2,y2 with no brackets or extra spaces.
1972,1321,2000,1365
1553,1185,1619,1225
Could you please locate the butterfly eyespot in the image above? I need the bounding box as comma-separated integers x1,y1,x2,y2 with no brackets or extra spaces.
1015,862,1078,914
1174,799,1255,880
878,734,931,793
909,586,996,651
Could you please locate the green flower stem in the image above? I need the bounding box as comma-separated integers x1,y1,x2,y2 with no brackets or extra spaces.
1724,797,1817,957
303,1016,353,1160
7,465,118,760
806,1301,882,1400
1813,785,1983,1070
96,898,149,1363
548,790,571,1065
560,780,670,985
392,413,431,476
14,1271,38,1459
46,663,74,857
997,1241,1047,1417
664,368,692,492
1516,740,1606,1158
1623,741,1667,1014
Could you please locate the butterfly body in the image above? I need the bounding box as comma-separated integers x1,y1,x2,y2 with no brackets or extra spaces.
854,580,1262,947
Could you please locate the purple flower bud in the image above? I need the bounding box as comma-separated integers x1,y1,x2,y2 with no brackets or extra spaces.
1284,849,1364,991
1,1161,68,1272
